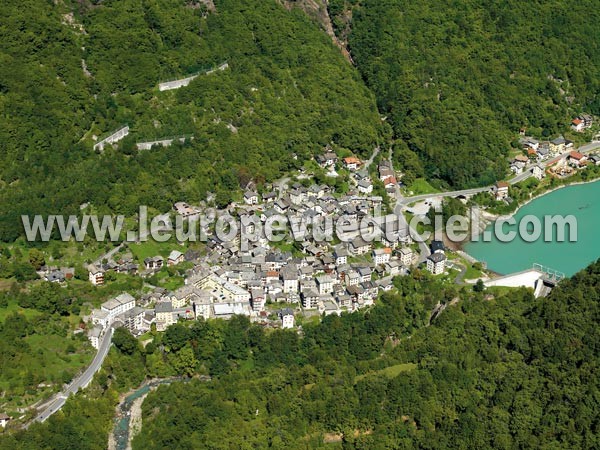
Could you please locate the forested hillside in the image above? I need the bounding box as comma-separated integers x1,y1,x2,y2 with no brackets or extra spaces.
0,0,384,241
335,0,600,188
130,262,600,449
6,261,598,449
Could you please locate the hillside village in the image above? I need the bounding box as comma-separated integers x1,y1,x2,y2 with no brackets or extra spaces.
74,122,600,349
84,151,432,347
510,115,597,182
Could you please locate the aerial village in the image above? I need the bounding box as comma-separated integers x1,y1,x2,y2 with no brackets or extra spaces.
511,115,597,180
37,113,599,350
82,149,439,349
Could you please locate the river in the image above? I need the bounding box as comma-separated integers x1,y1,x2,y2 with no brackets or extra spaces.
465,180,600,277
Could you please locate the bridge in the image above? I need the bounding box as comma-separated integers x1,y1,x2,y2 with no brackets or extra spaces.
532,263,565,283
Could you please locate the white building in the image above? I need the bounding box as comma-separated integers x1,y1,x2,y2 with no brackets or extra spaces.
90,309,110,328
281,270,299,294
168,250,184,266
532,164,545,180
117,307,145,333
301,289,319,309
244,191,259,205
427,253,447,275
88,326,102,350
357,179,373,194
349,237,370,255
493,182,510,201
0,413,11,428
279,308,295,329
333,247,348,266
192,295,212,320
212,302,252,319
372,248,392,265
170,284,198,309
88,264,104,286
155,301,175,331
399,247,413,266
316,275,334,295
250,288,266,313
101,293,135,322
194,273,251,303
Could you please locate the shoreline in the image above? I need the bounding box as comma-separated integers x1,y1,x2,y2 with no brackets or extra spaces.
455,176,600,264
493,177,600,222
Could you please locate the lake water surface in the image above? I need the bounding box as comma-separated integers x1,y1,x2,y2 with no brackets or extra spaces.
465,180,600,277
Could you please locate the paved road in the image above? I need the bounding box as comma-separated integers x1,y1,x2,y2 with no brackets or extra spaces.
398,141,600,207
386,150,431,263
31,328,114,425
363,145,380,169
92,216,171,266
93,243,124,266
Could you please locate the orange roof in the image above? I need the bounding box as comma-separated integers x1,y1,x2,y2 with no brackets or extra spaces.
383,247,392,254
266,271,278,277
343,156,362,164
384,177,397,185
569,151,584,160
527,148,537,155
572,118,583,125
496,181,510,188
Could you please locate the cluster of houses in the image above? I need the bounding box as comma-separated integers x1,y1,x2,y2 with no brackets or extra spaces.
86,236,417,346
571,114,593,133
38,266,75,283
87,250,187,287
84,152,429,347
82,146,485,348
86,234,422,347
512,135,574,175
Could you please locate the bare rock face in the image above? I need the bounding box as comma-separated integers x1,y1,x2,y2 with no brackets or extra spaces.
187,0,216,12
279,0,353,63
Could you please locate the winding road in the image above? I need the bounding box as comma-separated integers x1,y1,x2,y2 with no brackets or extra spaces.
398,141,600,207
389,141,600,262
29,328,114,426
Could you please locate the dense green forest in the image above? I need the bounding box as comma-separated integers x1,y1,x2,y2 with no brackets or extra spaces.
3,261,599,449
2,0,599,241
0,0,384,241
333,0,600,188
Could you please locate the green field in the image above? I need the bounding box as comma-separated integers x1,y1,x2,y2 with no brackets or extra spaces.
355,363,417,382
0,299,42,322
128,240,187,262
464,264,484,280
0,316,95,413
403,178,440,196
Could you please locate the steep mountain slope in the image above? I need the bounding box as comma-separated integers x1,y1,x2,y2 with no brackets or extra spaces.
339,0,600,188
132,262,600,448
0,0,384,240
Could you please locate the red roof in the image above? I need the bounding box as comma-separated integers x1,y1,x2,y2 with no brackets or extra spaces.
569,151,585,160
384,177,397,186
527,148,537,155
572,118,583,125
496,181,510,189
343,156,362,165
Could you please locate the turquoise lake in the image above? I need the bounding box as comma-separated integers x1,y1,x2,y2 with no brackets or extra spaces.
465,180,600,277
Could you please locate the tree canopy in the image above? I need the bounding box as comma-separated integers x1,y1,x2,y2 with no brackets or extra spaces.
337,0,600,188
